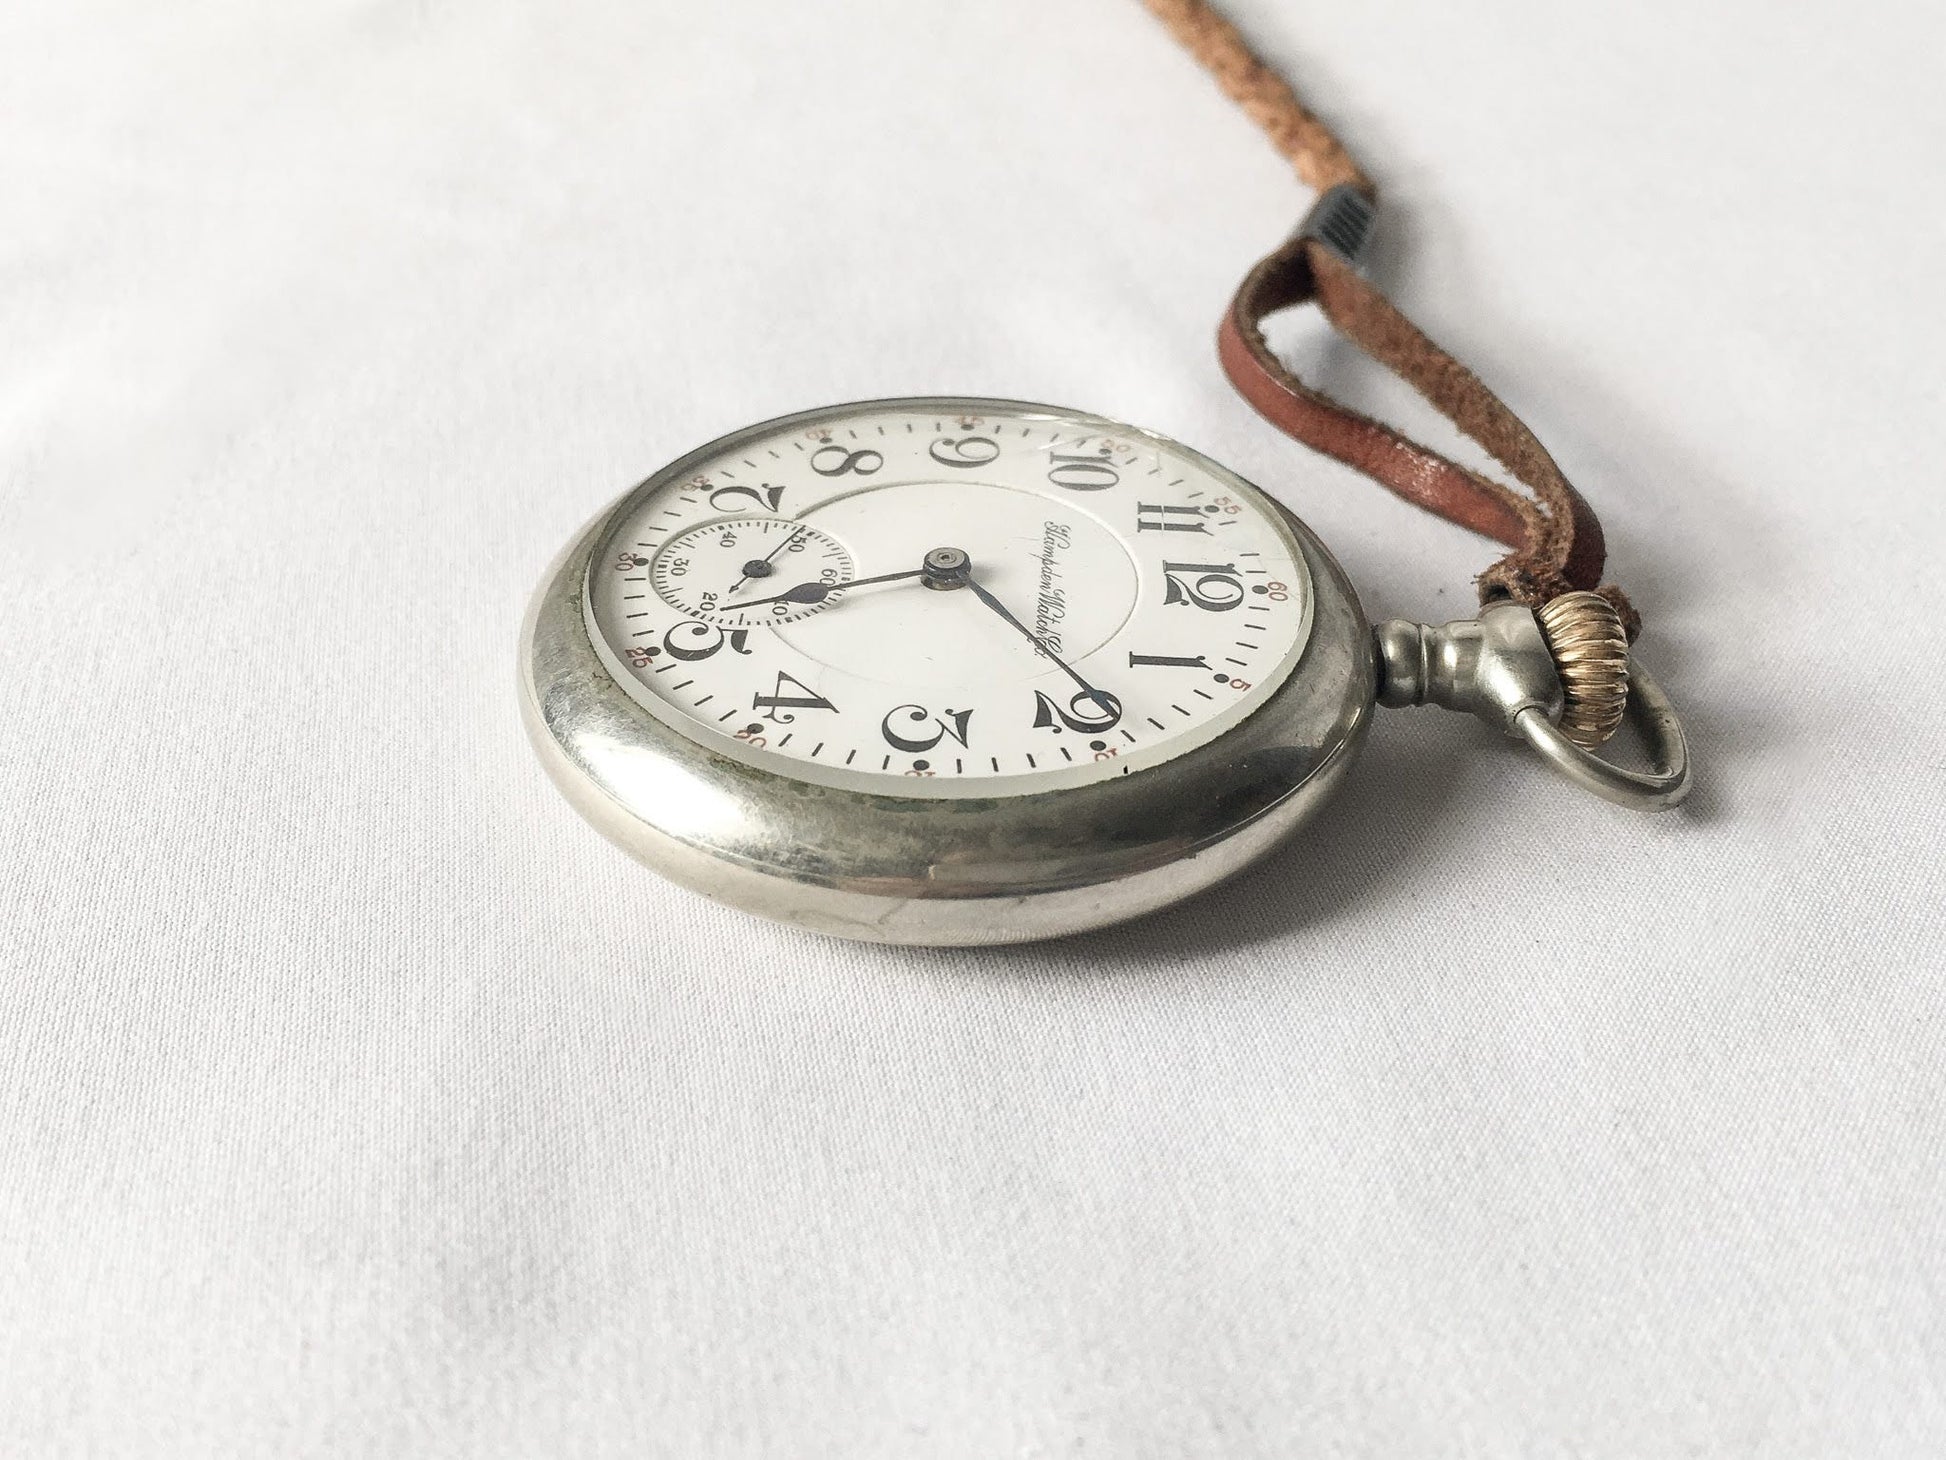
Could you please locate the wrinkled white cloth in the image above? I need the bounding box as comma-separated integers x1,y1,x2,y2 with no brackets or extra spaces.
3,1,1942,1455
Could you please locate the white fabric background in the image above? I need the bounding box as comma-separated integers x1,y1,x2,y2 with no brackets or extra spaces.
4,0,1942,1454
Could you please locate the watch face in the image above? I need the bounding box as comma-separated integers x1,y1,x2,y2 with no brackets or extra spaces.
583,399,1315,798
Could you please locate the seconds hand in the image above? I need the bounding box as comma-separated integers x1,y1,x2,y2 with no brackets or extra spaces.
725,526,804,597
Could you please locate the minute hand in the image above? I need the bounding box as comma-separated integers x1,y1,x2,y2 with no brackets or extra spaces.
960,573,1117,712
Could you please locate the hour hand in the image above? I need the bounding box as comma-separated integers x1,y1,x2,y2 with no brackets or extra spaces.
742,579,844,608
736,566,927,610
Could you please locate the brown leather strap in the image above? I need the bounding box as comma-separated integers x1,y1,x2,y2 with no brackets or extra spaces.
1220,228,1633,628
1143,0,1638,635
1140,0,1371,196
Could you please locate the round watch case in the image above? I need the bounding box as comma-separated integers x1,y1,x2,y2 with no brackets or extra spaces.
519,398,1375,946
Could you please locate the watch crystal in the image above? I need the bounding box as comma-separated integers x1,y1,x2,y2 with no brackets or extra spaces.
584,402,1314,797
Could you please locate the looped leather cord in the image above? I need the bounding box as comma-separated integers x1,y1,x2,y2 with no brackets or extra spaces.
1141,0,1639,637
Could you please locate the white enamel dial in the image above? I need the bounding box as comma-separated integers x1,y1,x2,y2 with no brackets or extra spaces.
584,401,1315,798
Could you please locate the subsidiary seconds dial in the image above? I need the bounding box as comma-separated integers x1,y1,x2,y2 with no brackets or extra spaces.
585,400,1315,799
650,518,852,628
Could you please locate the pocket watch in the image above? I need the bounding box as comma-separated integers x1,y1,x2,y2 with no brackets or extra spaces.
520,8,1699,946
519,395,1688,945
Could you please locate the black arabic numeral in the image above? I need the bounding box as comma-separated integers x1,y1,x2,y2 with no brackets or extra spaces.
880,704,974,754
1030,688,1123,734
810,446,884,477
1160,561,1244,611
662,621,753,662
753,670,839,724
1128,652,1210,670
1047,451,1120,491
1136,502,1209,534
708,483,787,513
929,436,999,469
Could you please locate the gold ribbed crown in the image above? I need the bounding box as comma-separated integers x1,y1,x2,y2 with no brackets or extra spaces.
1535,592,1630,748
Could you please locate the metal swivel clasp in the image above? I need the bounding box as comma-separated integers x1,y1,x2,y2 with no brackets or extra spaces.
1373,595,1691,811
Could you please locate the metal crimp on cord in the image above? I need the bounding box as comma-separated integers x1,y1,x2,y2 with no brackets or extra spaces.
1298,184,1377,265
